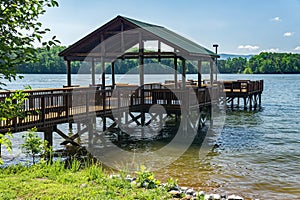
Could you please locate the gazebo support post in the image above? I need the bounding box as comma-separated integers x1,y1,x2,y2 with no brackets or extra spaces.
101,57,106,89
210,61,213,86
66,60,73,130
215,59,218,82
182,58,186,89
181,58,187,133
158,41,161,63
174,57,178,89
112,61,116,89
139,33,144,87
67,60,71,87
91,58,95,86
198,60,202,88
101,56,106,131
138,32,145,131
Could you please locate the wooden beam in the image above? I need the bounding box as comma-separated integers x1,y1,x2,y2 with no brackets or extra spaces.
44,127,53,147
121,23,125,52
103,30,141,35
215,58,218,81
67,60,71,87
65,52,214,62
112,61,116,88
158,41,161,62
101,57,106,90
182,58,186,89
174,57,178,89
67,51,177,59
101,34,106,90
210,61,213,86
69,126,88,141
139,32,144,86
198,60,202,88
91,58,95,85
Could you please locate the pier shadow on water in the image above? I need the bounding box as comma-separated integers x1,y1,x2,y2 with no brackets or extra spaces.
84,121,223,192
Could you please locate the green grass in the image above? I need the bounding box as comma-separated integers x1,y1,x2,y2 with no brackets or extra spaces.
0,159,172,200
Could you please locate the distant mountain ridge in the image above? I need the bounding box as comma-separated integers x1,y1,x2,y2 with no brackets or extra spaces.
219,54,253,60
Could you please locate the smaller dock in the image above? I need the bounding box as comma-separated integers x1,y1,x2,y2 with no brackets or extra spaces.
223,80,263,110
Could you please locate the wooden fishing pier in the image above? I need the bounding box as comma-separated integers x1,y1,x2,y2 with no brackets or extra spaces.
0,84,214,141
224,80,263,110
0,16,263,155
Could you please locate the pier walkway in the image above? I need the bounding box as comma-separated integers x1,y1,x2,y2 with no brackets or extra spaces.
0,79,263,156
0,80,263,134
0,83,214,132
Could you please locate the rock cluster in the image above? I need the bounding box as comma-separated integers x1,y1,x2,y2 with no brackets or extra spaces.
110,174,248,200
167,185,245,200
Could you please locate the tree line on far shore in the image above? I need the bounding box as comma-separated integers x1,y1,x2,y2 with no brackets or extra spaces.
218,52,300,74
16,46,300,74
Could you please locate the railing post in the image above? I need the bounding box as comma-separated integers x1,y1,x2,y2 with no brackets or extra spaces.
65,90,70,121
141,86,145,105
86,91,89,115
130,90,134,106
41,96,46,126
102,89,106,112
247,82,250,94
12,95,18,131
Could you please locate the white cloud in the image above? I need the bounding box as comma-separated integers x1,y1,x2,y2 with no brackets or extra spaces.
271,17,282,22
262,48,280,53
238,45,260,51
284,32,294,37
295,46,300,51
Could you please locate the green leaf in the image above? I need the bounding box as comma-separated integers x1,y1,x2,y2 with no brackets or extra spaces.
0,0,60,87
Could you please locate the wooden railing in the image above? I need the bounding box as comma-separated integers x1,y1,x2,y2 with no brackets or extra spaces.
0,84,213,133
1,80,264,133
223,80,263,94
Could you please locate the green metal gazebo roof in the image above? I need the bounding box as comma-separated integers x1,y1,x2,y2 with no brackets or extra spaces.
59,15,219,60
123,16,217,57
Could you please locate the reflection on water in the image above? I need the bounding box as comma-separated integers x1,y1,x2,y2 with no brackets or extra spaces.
102,125,223,191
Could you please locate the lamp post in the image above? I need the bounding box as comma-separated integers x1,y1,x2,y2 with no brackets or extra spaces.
213,44,219,81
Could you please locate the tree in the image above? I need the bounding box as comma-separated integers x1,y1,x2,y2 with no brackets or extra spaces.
22,127,47,164
0,0,60,88
0,0,59,164
243,66,253,74
17,46,66,73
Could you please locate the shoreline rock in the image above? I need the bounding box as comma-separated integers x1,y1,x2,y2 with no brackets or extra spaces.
111,174,248,200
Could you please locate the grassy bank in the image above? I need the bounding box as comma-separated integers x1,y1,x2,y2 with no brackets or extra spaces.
0,159,172,199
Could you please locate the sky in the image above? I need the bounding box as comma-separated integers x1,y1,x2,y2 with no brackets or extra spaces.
39,0,300,55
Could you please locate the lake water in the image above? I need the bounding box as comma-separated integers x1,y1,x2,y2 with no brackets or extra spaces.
1,74,300,199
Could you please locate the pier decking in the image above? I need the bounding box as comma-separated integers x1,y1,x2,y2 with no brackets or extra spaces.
0,84,214,132
0,83,217,147
223,80,263,110
0,80,263,134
